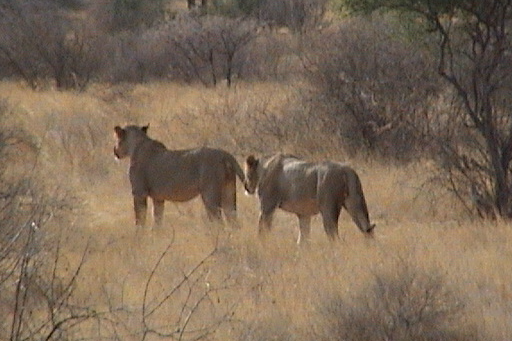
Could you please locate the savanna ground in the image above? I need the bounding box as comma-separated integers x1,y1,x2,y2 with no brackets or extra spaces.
2,79,512,341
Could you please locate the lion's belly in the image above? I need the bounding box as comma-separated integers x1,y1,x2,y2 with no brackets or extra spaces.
280,198,319,215
278,179,319,215
150,185,200,202
146,166,201,201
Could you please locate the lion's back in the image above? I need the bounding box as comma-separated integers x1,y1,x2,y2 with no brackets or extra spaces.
137,145,238,196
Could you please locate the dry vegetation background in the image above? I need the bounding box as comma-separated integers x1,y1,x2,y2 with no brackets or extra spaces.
1,79,511,341
1,0,512,340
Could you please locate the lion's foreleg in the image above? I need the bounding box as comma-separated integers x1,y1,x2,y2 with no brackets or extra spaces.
297,215,312,245
133,196,148,227
258,211,273,238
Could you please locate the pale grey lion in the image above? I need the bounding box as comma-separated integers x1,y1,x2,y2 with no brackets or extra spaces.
244,153,375,244
114,124,245,228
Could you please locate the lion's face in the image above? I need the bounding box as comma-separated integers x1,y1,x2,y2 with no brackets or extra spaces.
244,155,260,194
113,126,129,159
113,125,149,159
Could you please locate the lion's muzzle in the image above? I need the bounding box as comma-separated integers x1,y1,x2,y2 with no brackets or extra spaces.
364,224,376,238
114,147,121,159
244,182,256,195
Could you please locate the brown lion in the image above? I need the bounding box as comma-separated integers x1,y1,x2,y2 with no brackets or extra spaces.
244,153,375,244
114,124,245,228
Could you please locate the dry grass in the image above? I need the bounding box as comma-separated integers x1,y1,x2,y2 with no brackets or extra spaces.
2,80,512,341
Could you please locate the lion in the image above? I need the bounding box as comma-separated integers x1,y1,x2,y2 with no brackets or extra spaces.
114,124,245,228
244,153,375,244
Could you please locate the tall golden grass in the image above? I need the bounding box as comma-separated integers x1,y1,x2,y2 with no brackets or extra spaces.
2,80,511,340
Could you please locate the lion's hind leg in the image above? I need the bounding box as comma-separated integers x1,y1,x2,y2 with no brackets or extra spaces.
221,180,241,229
152,198,165,228
319,200,342,241
297,214,312,245
257,197,279,240
201,185,223,224
133,196,148,228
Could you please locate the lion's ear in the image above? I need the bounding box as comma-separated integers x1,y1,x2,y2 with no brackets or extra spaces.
246,155,259,167
114,126,125,138
141,124,150,134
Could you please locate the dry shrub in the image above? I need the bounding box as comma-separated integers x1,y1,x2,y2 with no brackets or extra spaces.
137,243,239,341
44,115,111,184
99,13,302,85
0,102,101,341
180,89,347,159
317,260,475,341
104,14,264,86
303,16,439,160
256,0,328,32
0,0,103,90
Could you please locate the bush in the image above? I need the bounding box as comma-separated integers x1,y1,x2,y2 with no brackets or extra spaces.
303,16,440,160
89,0,168,32
104,14,263,85
211,0,328,32
0,0,103,89
255,0,328,32
0,100,100,341
317,263,475,341
180,89,343,158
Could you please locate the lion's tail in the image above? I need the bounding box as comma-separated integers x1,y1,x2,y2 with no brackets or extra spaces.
347,169,368,213
345,167,374,233
225,153,246,183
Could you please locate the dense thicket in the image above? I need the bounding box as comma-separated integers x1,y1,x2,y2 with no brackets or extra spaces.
342,0,512,218
1,0,512,218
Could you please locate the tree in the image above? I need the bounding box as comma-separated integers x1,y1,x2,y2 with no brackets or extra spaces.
342,0,512,218
0,0,101,89
165,15,258,86
302,17,438,160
